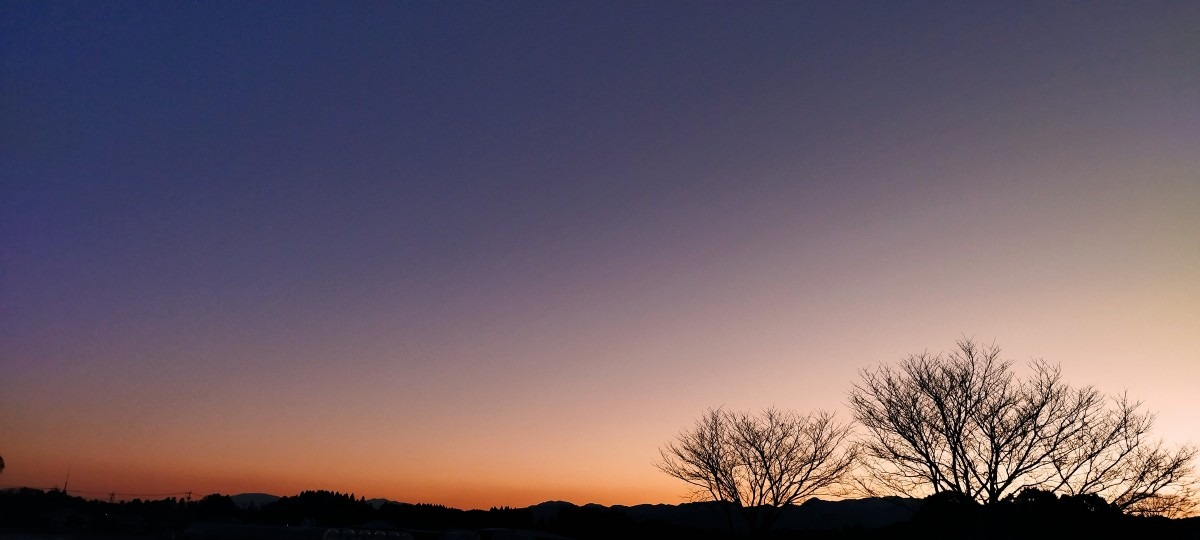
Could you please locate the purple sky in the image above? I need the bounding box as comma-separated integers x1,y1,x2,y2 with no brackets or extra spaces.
2,1,1198,508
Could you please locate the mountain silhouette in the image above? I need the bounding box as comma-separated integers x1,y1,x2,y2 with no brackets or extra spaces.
229,493,281,509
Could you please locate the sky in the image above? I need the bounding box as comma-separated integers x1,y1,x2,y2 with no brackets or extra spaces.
2,1,1198,510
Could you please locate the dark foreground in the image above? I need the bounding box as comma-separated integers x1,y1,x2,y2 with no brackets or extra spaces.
2,488,1198,540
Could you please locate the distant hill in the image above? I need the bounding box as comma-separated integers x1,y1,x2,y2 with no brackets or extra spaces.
226,493,915,530
528,500,577,523
782,496,918,529
230,492,281,509
6,487,1199,539
365,497,402,509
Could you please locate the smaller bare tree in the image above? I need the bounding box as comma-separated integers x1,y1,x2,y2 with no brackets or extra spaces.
657,407,857,536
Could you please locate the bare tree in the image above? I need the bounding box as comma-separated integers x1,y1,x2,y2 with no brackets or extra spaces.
657,407,857,536
847,338,1197,515
1044,392,1198,516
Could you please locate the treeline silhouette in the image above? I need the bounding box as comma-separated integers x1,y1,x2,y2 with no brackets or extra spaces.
2,486,1199,539
0,488,690,539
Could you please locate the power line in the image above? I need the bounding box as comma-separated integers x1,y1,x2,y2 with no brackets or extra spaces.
66,489,193,497
1,486,194,500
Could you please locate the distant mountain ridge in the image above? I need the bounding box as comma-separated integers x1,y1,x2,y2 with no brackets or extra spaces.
364,498,396,510
229,492,280,509
8,486,1199,538
227,493,916,530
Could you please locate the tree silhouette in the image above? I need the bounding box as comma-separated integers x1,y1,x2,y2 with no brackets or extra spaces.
847,338,1197,515
657,407,857,536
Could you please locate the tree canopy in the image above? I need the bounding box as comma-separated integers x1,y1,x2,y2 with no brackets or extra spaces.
657,407,857,535
847,338,1197,516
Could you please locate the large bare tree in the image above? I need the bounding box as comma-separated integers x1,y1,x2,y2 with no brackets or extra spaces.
847,338,1196,515
657,407,857,535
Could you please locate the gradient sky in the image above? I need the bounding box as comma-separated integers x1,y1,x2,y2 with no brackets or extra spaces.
2,1,1198,510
